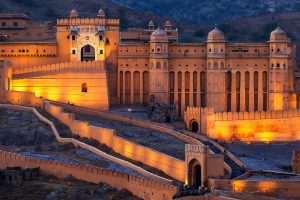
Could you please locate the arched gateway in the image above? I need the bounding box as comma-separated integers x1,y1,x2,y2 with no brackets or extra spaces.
81,44,96,61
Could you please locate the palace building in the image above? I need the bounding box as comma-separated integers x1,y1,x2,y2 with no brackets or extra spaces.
0,10,298,133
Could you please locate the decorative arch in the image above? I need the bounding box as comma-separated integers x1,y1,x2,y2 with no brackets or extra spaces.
188,158,202,188
80,44,96,61
190,119,199,133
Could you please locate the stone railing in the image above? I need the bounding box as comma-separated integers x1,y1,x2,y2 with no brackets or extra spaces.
0,150,177,200
0,103,172,185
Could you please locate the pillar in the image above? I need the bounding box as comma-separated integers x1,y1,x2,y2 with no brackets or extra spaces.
130,71,134,104
182,71,186,117
140,71,143,104
190,71,194,107
122,72,125,104
240,71,245,111
249,71,254,111
231,71,236,112
174,71,178,117
258,71,263,111
197,71,201,107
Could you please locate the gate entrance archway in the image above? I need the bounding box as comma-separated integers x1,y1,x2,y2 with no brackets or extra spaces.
188,158,202,188
191,121,199,133
81,45,95,61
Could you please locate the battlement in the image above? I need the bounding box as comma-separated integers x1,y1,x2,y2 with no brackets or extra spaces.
56,18,120,26
205,108,300,121
0,150,177,199
12,61,105,79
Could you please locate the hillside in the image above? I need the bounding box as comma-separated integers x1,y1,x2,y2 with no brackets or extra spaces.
112,0,300,24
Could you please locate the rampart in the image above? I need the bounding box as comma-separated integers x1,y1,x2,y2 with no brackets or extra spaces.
0,103,172,185
44,101,187,182
185,107,300,142
0,150,177,200
209,176,300,199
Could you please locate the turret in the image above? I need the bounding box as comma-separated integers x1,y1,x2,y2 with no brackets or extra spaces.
149,28,169,104
268,26,292,110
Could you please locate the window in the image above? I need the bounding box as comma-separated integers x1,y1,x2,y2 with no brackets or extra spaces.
67,36,70,39
277,63,280,68
209,49,212,52
283,63,286,68
81,83,87,92
72,35,76,41
157,48,160,52
72,50,76,54
99,35,103,41
1,22,6,26
100,49,103,54
277,48,280,52
13,22,18,27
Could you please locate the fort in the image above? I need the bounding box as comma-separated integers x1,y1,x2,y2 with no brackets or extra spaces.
1,9,300,199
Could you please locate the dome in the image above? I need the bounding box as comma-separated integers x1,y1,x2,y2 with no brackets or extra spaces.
148,20,154,27
97,9,105,18
207,26,225,42
270,26,288,42
70,9,78,18
165,20,172,27
150,28,168,42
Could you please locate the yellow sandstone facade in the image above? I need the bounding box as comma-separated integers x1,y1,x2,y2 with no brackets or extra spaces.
0,10,299,141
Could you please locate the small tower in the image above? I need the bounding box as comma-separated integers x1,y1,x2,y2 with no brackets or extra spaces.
70,9,79,19
149,28,169,104
268,26,292,111
206,25,226,112
148,20,155,30
97,9,106,19
164,20,172,31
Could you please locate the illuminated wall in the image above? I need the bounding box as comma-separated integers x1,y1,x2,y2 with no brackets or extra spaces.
185,107,300,142
11,69,109,110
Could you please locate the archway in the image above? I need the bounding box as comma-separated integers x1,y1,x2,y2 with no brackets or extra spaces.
81,45,95,61
188,158,202,188
191,121,199,133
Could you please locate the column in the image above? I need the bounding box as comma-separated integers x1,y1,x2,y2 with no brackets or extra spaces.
258,71,263,111
117,70,120,104
190,71,194,107
231,71,236,112
140,71,143,104
197,71,201,107
181,71,186,118
174,71,178,117
130,71,134,104
240,71,245,112
249,71,254,111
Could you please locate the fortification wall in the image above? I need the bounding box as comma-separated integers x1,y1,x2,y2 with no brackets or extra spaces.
10,62,109,110
4,91,42,107
44,102,187,182
0,103,172,184
209,178,300,199
0,150,177,200
185,107,300,142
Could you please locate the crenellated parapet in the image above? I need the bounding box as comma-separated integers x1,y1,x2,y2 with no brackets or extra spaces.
12,61,105,79
56,18,119,26
0,149,177,199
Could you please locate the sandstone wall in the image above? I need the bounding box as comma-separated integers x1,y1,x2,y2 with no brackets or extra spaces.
209,178,300,199
0,150,177,200
44,101,187,182
0,103,172,184
10,61,109,110
185,107,300,142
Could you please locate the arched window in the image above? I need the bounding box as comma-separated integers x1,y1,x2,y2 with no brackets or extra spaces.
213,62,218,70
82,83,87,93
156,62,161,69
